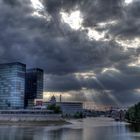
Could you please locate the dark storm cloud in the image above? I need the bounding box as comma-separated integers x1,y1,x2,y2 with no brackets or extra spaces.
0,0,128,73
0,0,140,105
44,68,140,105
47,66,140,92
43,0,123,24
109,0,140,39
3,0,20,6
82,0,123,27
44,74,81,92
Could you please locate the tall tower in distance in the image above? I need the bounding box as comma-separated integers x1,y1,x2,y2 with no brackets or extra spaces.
60,94,62,103
25,68,44,108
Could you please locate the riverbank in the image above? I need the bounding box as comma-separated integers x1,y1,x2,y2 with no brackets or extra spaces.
0,113,71,126
0,120,70,126
126,120,140,125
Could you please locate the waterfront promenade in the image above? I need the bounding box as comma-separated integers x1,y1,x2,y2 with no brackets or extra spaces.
0,110,64,123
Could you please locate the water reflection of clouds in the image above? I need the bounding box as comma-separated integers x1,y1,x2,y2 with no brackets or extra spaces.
0,118,139,140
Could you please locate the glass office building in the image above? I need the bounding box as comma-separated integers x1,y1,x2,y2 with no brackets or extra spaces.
0,62,26,109
25,68,44,107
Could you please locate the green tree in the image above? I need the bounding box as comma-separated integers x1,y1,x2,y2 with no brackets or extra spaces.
125,102,140,123
47,104,61,114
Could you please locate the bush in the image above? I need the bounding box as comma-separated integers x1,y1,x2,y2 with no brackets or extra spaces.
47,104,62,114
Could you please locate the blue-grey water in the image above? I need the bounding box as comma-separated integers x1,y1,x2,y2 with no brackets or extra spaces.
0,117,140,140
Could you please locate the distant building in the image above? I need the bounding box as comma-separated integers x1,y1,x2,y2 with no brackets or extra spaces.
45,101,83,116
25,68,44,108
44,95,56,108
34,99,43,106
59,102,83,116
0,62,26,109
45,95,83,116
110,109,126,121
49,95,56,105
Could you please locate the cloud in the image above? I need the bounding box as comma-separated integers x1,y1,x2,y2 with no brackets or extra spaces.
0,0,139,105
3,0,21,6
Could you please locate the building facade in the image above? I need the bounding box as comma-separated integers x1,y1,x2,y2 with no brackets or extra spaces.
59,102,83,116
25,68,44,108
0,62,26,109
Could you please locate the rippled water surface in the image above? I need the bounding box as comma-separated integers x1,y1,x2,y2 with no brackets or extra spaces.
0,117,140,140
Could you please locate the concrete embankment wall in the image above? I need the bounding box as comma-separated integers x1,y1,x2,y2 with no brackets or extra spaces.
0,114,63,122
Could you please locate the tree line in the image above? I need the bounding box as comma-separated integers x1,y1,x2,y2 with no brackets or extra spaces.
125,102,140,123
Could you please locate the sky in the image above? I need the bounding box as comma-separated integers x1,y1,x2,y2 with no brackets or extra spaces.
0,0,140,106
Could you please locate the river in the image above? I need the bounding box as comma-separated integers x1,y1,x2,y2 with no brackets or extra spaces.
0,117,140,140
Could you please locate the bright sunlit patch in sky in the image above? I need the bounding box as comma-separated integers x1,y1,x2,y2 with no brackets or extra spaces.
30,0,44,10
74,71,96,79
60,10,83,30
88,28,106,41
43,92,72,101
124,0,133,4
116,37,140,50
102,68,120,73
60,11,115,41
98,20,118,27
87,20,118,41
30,0,51,19
128,56,140,66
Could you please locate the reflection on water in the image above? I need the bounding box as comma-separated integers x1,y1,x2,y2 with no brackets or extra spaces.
0,117,140,140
